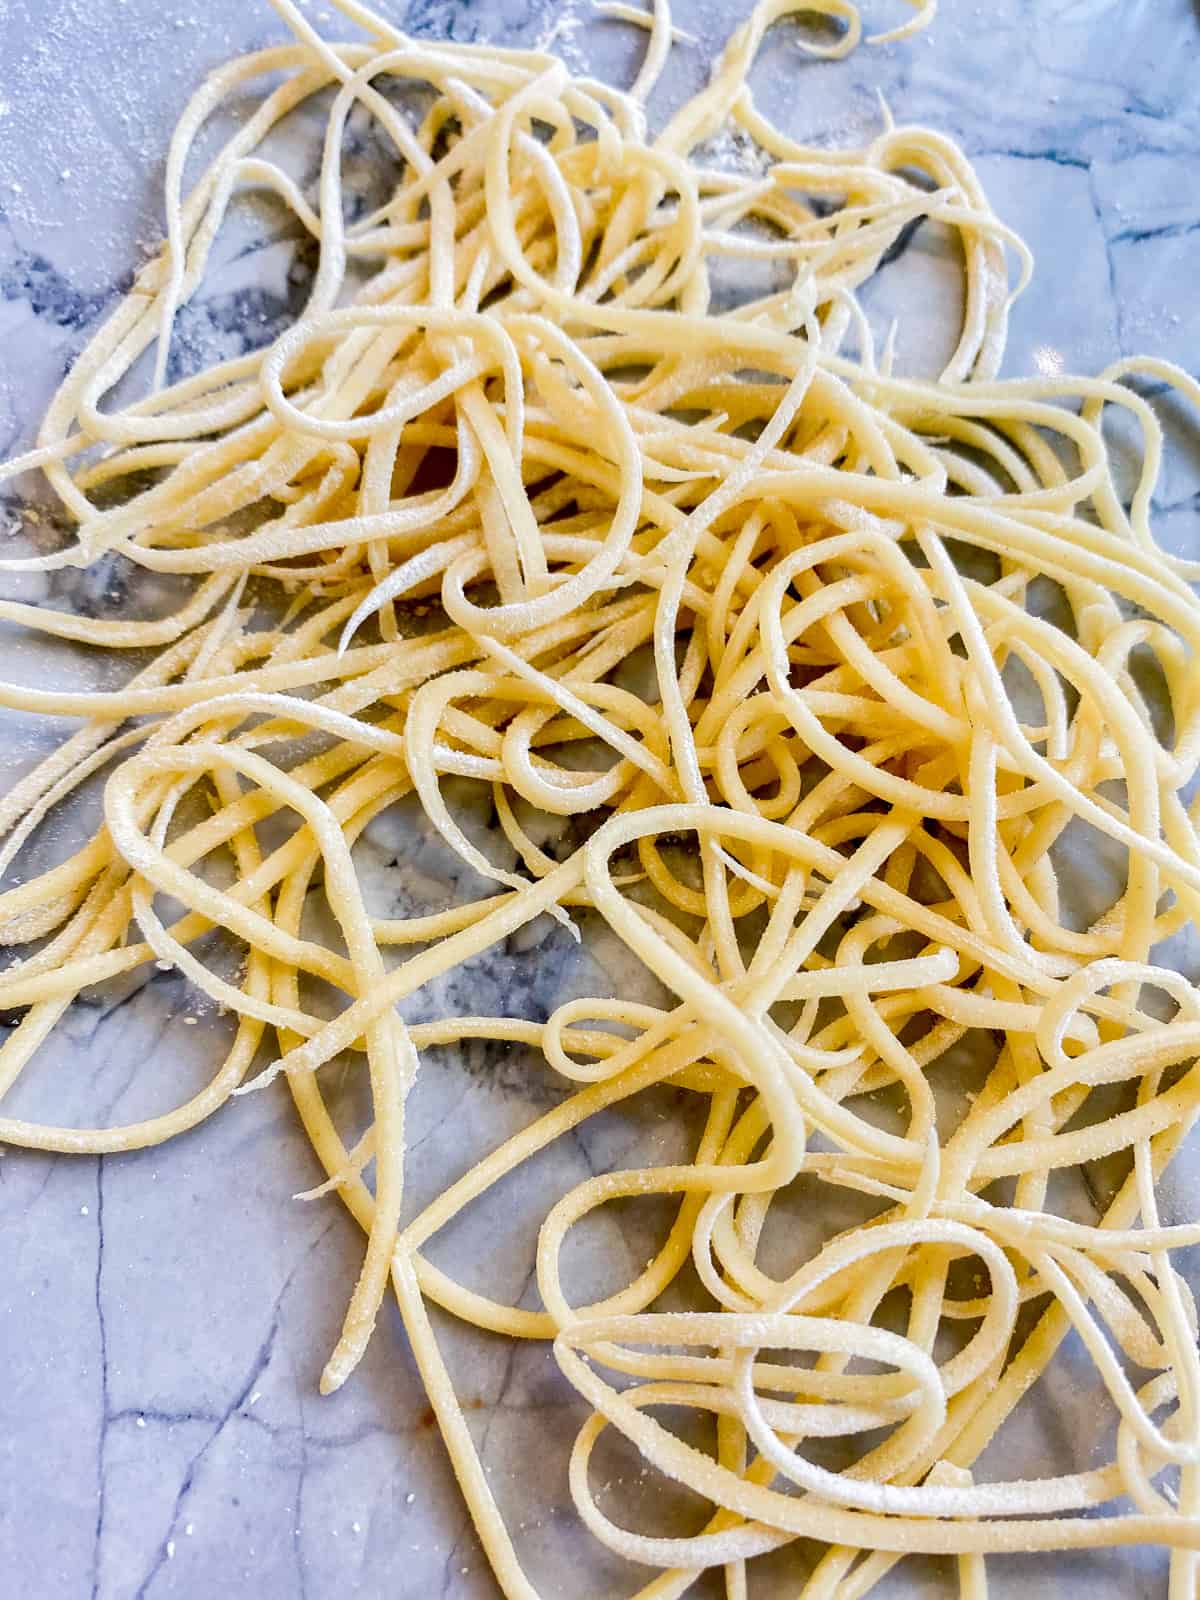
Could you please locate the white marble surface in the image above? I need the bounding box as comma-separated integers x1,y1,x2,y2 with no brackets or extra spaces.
0,1,1199,1597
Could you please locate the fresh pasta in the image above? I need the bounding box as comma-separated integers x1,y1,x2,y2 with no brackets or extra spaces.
2,0,1200,1594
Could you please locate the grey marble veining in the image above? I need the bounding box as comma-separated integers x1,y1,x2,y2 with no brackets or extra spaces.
0,1,1198,1597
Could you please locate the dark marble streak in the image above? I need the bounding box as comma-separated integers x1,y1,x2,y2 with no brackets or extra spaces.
0,251,110,331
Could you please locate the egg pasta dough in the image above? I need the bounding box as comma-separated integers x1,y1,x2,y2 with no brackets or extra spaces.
2,1,1200,1595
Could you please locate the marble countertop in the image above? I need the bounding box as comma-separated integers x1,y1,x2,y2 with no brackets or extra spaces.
0,1,1198,1597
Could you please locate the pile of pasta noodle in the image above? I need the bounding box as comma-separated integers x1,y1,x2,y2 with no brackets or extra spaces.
4,0,1200,1593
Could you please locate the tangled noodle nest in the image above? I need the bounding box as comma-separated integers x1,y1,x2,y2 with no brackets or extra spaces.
3,0,1200,1593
